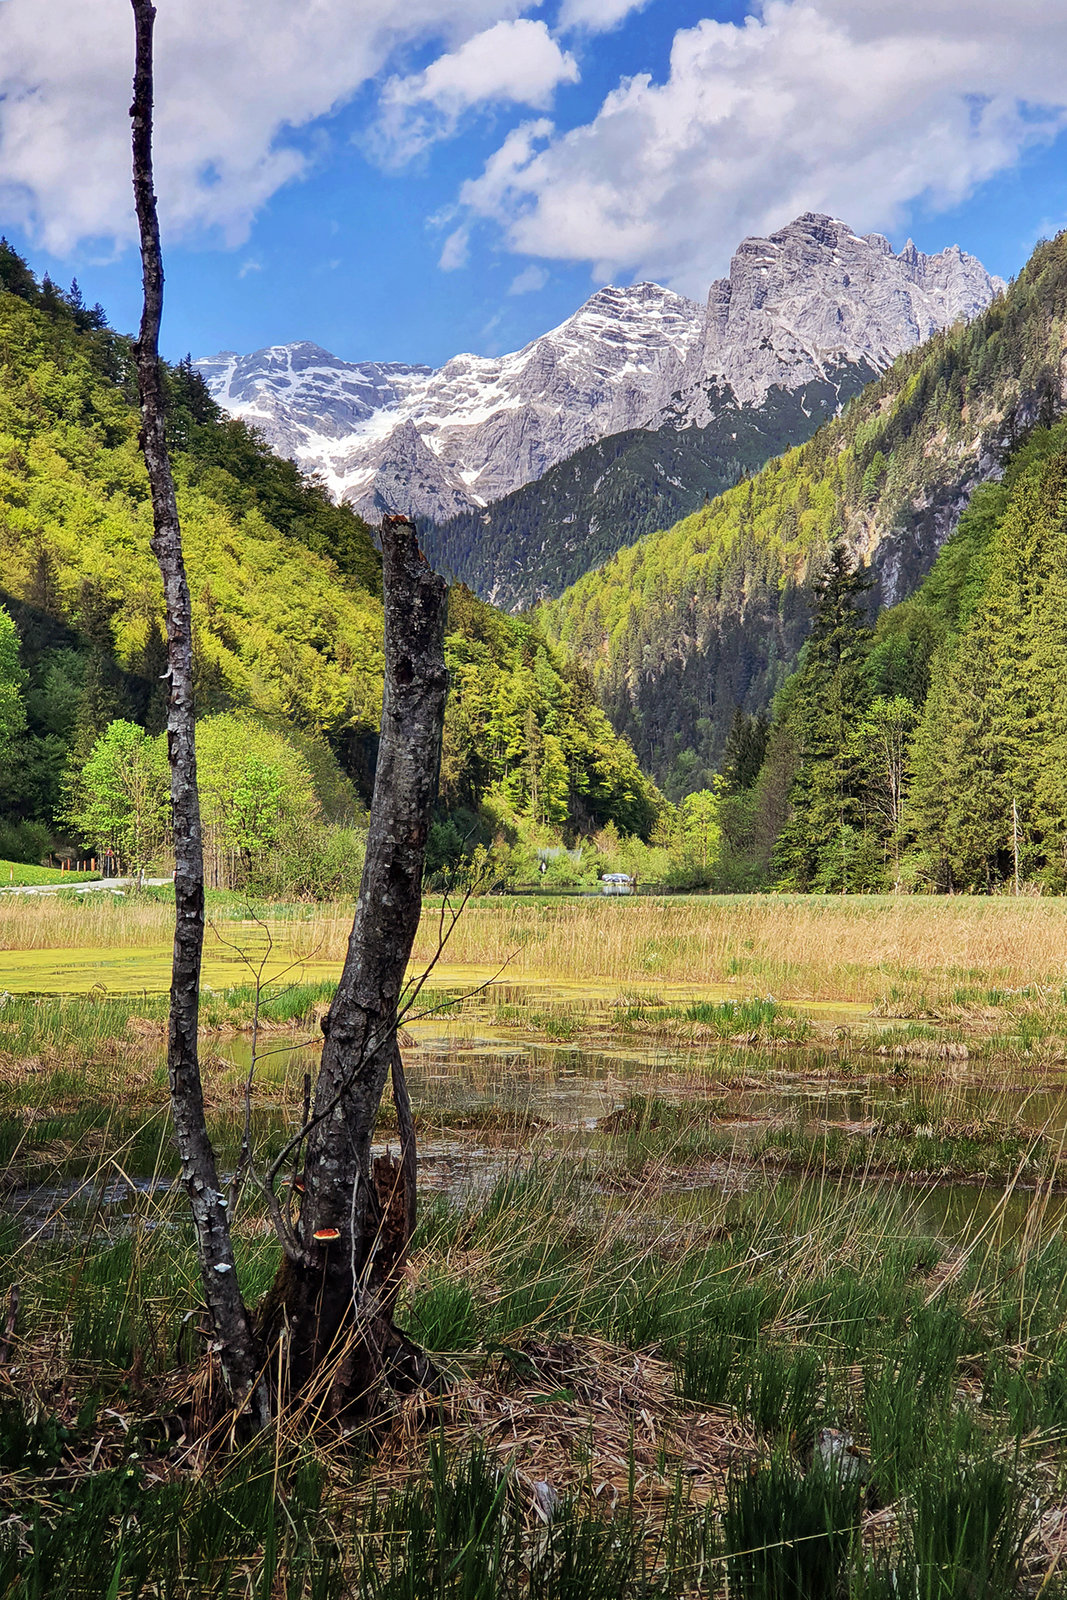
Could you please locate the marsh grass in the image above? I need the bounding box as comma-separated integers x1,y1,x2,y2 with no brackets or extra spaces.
9,896,1067,1591
754,1117,1053,1183
0,885,320,959
724,1453,861,1600
681,996,800,1034
353,1437,722,1599
864,1456,1035,1600
9,1148,1067,1593
0,982,334,1060
405,893,1067,1008
594,1081,1062,1187
8,890,1067,1012
606,995,815,1047
0,990,169,1055
0,1429,343,1599
6,1126,1067,1593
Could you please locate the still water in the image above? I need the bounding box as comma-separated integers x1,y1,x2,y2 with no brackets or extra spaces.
8,1014,1067,1245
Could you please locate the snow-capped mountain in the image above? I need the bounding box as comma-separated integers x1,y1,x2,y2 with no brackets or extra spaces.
196,214,1003,525
198,282,704,520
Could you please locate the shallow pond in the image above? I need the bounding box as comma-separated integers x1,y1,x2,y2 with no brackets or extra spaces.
216,1014,1067,1135
9,1007,1067,1249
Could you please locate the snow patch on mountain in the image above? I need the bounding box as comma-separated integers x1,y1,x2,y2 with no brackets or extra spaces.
198,286,703,520
196,216,1004,523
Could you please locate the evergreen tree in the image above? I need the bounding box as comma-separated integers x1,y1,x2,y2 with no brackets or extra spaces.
721,708,770,792
0,237,38,301
906,436,1067,890
773,547,874,890
546,230,1067,792
849,695,918,884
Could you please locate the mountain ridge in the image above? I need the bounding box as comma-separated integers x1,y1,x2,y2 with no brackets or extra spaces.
196,214,1002,551
197,280,704,518
542,231,1067,798
0,240,662,864
424,360,880,610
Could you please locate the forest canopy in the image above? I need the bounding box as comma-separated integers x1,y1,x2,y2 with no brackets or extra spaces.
0,244,663,880
546,232,1067,801
719,420,1067,893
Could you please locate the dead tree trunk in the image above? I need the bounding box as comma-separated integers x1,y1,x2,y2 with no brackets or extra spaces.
261,516,448,1415
129,0,267,1424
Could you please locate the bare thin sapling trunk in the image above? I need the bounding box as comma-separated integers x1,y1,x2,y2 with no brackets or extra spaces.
129,0,266,1423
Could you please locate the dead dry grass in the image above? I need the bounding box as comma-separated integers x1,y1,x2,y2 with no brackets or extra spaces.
375,1335,754,1516
5,891,1067,1007
0,892,173,952
398,894,1067,1004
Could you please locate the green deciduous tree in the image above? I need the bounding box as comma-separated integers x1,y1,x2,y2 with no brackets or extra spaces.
65,713,323,888
65,718,168,878
190,714,320,890
439,585,662,841
0,604,26,756
678,786,723,875
0,238,661,866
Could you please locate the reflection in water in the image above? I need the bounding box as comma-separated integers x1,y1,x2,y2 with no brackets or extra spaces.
9,1018,1067,1247
207,1022,1067,1246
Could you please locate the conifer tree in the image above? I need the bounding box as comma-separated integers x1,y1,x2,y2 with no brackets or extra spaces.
906,439,1067,890
721,708,770,793
773,546,874,890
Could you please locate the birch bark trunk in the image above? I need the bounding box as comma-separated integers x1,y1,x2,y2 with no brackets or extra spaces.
130,0,447,1424
129,0,267,1423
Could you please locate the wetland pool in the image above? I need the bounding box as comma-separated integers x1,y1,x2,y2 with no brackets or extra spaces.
7,1007,1067,1250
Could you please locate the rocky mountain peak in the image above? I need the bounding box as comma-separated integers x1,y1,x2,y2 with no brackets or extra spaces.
672,212,1004,417
197,213,1003,522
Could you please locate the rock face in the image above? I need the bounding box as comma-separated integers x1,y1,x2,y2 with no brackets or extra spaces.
667,213,1002,422
198,285,704,520
196,214,1003,526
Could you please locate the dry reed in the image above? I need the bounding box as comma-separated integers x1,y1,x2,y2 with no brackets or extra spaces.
0,892,173,951
5,892,1067,1007
335,894,1067,1003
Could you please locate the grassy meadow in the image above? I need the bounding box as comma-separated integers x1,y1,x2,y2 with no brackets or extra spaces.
4,891,1067,1595
0,859,98,887
6,887,1067,1003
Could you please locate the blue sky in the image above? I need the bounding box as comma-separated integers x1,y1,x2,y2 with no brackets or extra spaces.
2,0,1066,368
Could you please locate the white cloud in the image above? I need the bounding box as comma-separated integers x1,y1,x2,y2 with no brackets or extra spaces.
0,0,534,254
557,0,652,32
375,20,579,164
460,0,1067,295
439,225,471,270
508,263,550,293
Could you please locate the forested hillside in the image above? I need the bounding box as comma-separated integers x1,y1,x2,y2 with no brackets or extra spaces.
546,232,1067,799
423,366,877,611
731,418,1067,893
0,244,661,871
